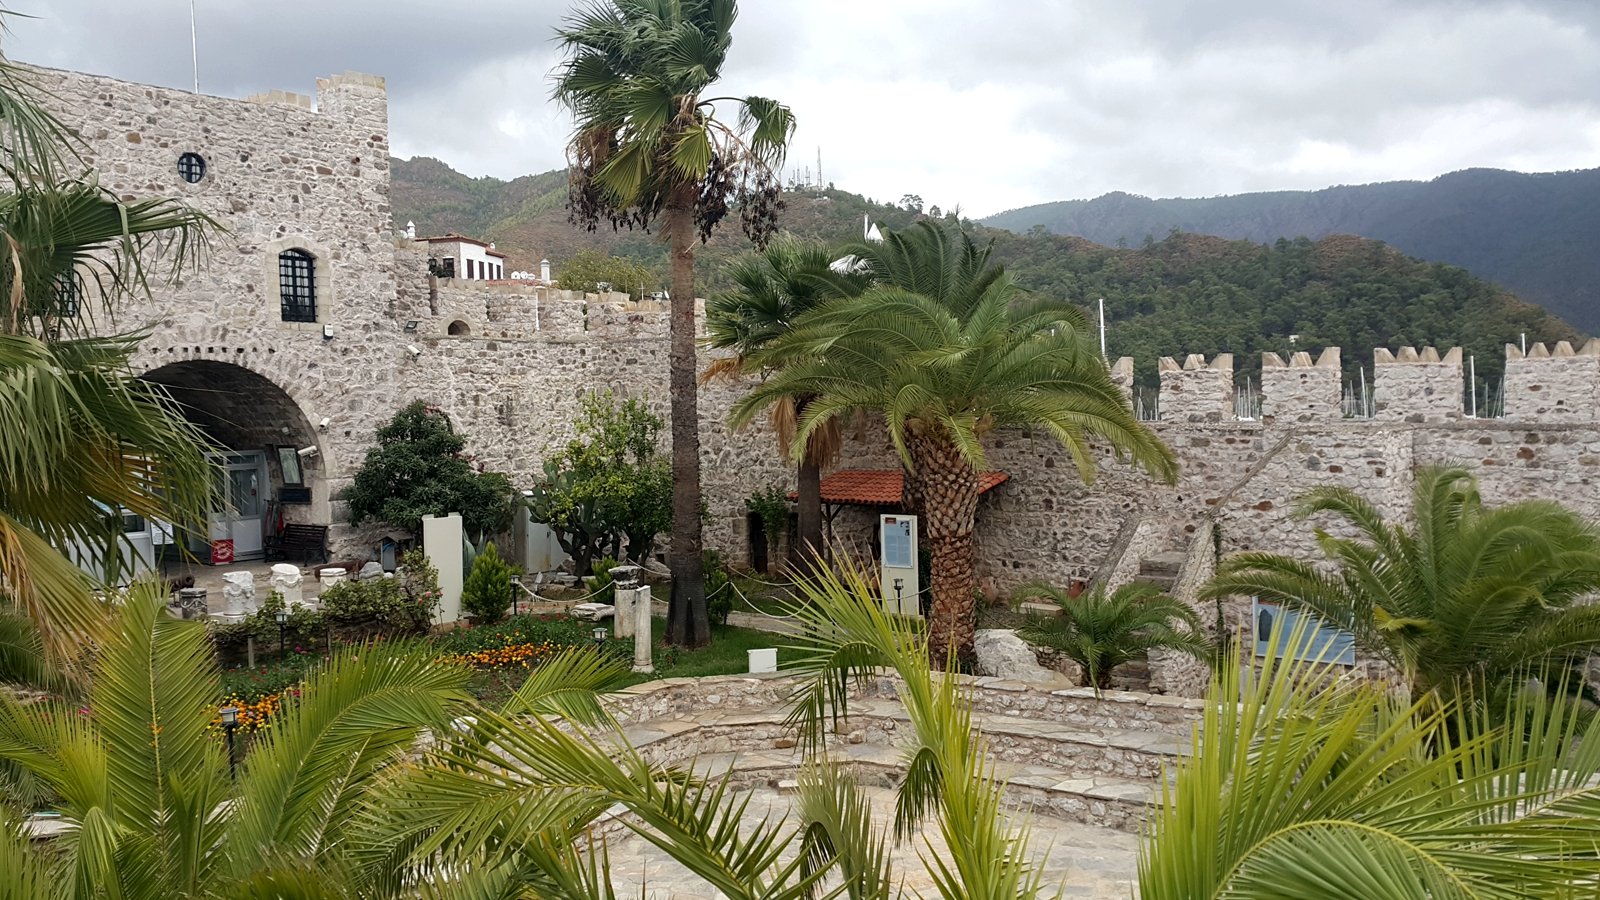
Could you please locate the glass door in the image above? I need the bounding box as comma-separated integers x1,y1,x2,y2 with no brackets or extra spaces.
205,452,270,562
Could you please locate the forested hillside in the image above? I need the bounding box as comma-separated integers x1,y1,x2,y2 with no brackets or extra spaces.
391,157,1580,389
982,167,1600,332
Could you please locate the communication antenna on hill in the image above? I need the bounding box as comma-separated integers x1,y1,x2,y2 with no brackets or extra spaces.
816,145,822,189
189,0,200,93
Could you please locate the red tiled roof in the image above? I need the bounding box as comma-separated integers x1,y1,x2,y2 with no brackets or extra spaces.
793,469,1009,506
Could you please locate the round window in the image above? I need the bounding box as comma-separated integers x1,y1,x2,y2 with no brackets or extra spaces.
177,152,206,184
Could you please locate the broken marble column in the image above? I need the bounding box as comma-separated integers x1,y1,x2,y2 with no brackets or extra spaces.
609,564,642,639
632,584,654,674
222,571,256,616
269,563,304,610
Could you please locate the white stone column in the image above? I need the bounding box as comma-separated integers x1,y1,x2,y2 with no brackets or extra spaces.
269,563,304,610
609,564,641,639
632,585,654,674
422,512,465,624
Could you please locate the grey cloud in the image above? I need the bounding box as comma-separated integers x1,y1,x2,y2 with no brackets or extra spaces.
9,0,1600,212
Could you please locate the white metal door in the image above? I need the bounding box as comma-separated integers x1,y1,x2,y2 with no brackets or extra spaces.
209,452,270,561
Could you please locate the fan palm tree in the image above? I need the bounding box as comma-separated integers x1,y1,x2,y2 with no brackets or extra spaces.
1201,465,1600,708
0,48,218,663
0,584,465,897
0,582,639,898
348,560,1054,900
730,220,1177,660
1017,581,1211,693
1141,618,1600,897
554,0,796,649
703,237,868,563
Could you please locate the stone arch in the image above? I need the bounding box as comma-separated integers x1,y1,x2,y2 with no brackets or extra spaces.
140,358,329,558
447,319,470,336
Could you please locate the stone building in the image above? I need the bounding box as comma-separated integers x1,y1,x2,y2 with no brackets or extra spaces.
39,64,1600,693
417,232,507,282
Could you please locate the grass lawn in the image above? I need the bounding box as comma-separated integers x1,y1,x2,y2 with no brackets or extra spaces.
614,617,788,686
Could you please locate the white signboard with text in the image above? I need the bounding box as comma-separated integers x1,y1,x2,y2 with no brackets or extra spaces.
879,514,921,617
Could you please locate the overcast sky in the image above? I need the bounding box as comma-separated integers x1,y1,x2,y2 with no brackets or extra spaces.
12,1,1600,216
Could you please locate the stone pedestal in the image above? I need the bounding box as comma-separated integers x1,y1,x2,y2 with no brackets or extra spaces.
318,568,346,590
609,564,642,639
748,647,777,674
221,572,255,616
269,563,305,609
632,585,654,674
175,587,208,620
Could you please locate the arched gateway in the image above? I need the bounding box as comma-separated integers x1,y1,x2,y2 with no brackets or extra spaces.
141,360,326,563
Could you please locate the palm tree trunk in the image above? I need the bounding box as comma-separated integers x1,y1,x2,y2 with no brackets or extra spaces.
795,453,823,569
664,191,709,648
905,429,981,665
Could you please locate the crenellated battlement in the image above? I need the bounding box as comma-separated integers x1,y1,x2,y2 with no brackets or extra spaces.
1112,341,1600,426
1260,347,1341,423
1372,345,1463,423
1158,353,1233,422
1504,339,1600,421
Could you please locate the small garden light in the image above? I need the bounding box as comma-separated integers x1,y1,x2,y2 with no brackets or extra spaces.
274,608,289,659
219,705,240,780
592,625,608,650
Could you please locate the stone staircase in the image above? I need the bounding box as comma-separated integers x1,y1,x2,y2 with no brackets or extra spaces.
596,673,1201,834
1131,551,1187,592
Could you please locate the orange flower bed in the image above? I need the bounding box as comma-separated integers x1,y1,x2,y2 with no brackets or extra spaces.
438,639,560,670
210,640,563,736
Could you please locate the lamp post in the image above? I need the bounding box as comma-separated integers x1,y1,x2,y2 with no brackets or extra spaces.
219,705,239,780
592,625,608,653
274,608,288,659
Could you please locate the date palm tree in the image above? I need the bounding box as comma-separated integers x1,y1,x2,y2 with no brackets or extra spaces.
730,220,1177,660
554,0,796,648
0,47,217,663
1142,616,1600,897
703,237,868,564
1017,581,1211,693
1201,465,1600,708
0,582,630,899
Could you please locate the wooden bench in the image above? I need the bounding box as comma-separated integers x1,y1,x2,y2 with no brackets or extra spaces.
264,524,330,564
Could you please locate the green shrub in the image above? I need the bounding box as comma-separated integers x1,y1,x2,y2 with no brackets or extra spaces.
398,548,443,618
210,591,327,666
705,549,732,626
321,577,433,639
461,541,515,624
590,555,619,603
744,485,789,571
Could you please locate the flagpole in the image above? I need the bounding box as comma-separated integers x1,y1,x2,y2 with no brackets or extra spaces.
190,0,199,93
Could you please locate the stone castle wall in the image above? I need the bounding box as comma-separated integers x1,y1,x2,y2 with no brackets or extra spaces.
40,65,1600,667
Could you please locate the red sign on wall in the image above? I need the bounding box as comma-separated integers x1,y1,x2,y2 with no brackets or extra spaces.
210,539,235,565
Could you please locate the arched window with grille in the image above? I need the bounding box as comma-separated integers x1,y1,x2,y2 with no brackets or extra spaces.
278,249,316,322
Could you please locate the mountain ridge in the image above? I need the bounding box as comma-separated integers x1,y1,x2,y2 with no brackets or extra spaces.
979,167,1600,332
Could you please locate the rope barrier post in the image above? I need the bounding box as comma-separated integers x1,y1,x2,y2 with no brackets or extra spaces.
609,564,642,640
632,584,654,674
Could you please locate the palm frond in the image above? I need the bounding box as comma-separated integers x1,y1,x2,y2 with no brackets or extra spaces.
227,643,473,870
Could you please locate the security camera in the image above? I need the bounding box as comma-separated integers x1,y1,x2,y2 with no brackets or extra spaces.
406,345,421,358
318,416,331,429
296,445,319,458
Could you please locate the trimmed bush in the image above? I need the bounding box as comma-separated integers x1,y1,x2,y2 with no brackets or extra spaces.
461,541,515,624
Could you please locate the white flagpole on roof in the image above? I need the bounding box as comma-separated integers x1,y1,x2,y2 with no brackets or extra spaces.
190,0,200,93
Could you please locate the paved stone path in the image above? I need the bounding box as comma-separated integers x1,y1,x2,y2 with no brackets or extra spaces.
602,784,1141,899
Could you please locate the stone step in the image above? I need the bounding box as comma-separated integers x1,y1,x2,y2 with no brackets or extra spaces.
1137,551,1187,577
685,746,1159,833
1130,573,1176,590
616,698,1186,786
